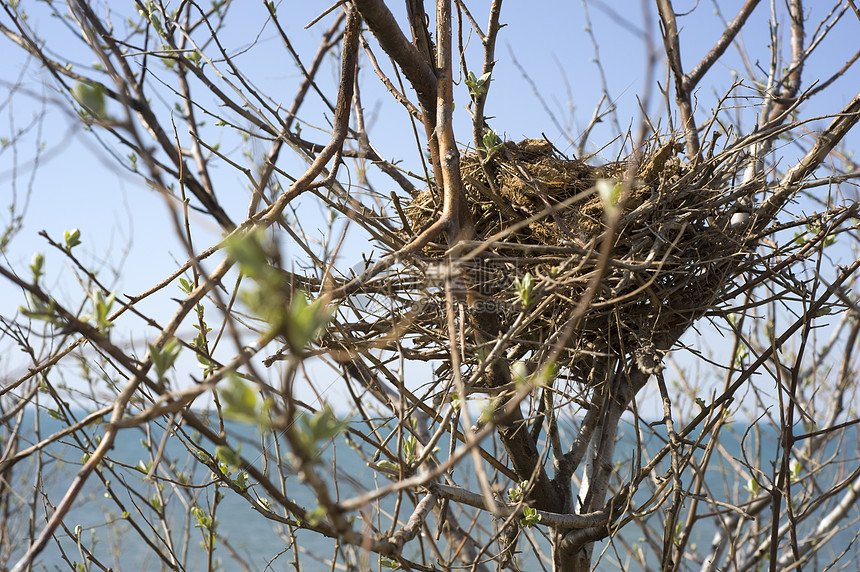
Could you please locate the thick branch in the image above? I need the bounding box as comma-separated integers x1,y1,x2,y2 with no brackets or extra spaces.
435,0,474,243
430,483,609,529
757,92,860,223
470,0,503,153
767,0,805,123
657,0,700,157
353,0,438,122
262,6,360,222
685,0,761,88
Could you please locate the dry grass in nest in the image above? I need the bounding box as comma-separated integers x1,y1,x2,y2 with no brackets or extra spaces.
350,137,757,386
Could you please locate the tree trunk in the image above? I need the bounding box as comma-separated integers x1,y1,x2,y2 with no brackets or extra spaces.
551,362,650,570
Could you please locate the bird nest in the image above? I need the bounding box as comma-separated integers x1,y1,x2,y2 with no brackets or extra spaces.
341,138,755,386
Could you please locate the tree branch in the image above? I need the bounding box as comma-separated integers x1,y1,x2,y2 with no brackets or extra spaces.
353,0,438,121
656,0,700,157
262,6,360,222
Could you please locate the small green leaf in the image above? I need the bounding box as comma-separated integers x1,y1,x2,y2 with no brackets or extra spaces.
219,372,267,427
88,289,115,333
187,51,203,67
30,253,44,283
514,272,534,306
150,338,182,382
744,477,759,495
597,179,622,214
215,444,242,469
232,471,249,490
63,228,82,251
674,520,684,545
508,480,528,503
20,293,58,325
191,505,215,531
521,505,541,528
480,129,503,159
511,362,529,386
285,291,334,350
72,83,106,119
479,399,496,424
465,70,491,98
790,459,802,479
196,353,215,376
403,435,417,463
225,228,271,280
295,407,348,452
306,506,327,526
375,460,399,472
530,363,557,387
138,1,164,35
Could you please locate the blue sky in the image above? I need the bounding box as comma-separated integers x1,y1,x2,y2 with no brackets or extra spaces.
2,1,859,418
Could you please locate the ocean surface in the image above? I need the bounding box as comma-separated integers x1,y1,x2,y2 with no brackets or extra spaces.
4,409,858,571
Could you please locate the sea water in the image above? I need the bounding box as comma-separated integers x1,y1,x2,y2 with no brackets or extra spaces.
4,409,858,571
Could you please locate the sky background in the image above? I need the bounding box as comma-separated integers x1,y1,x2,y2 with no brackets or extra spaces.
2,0,859,420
